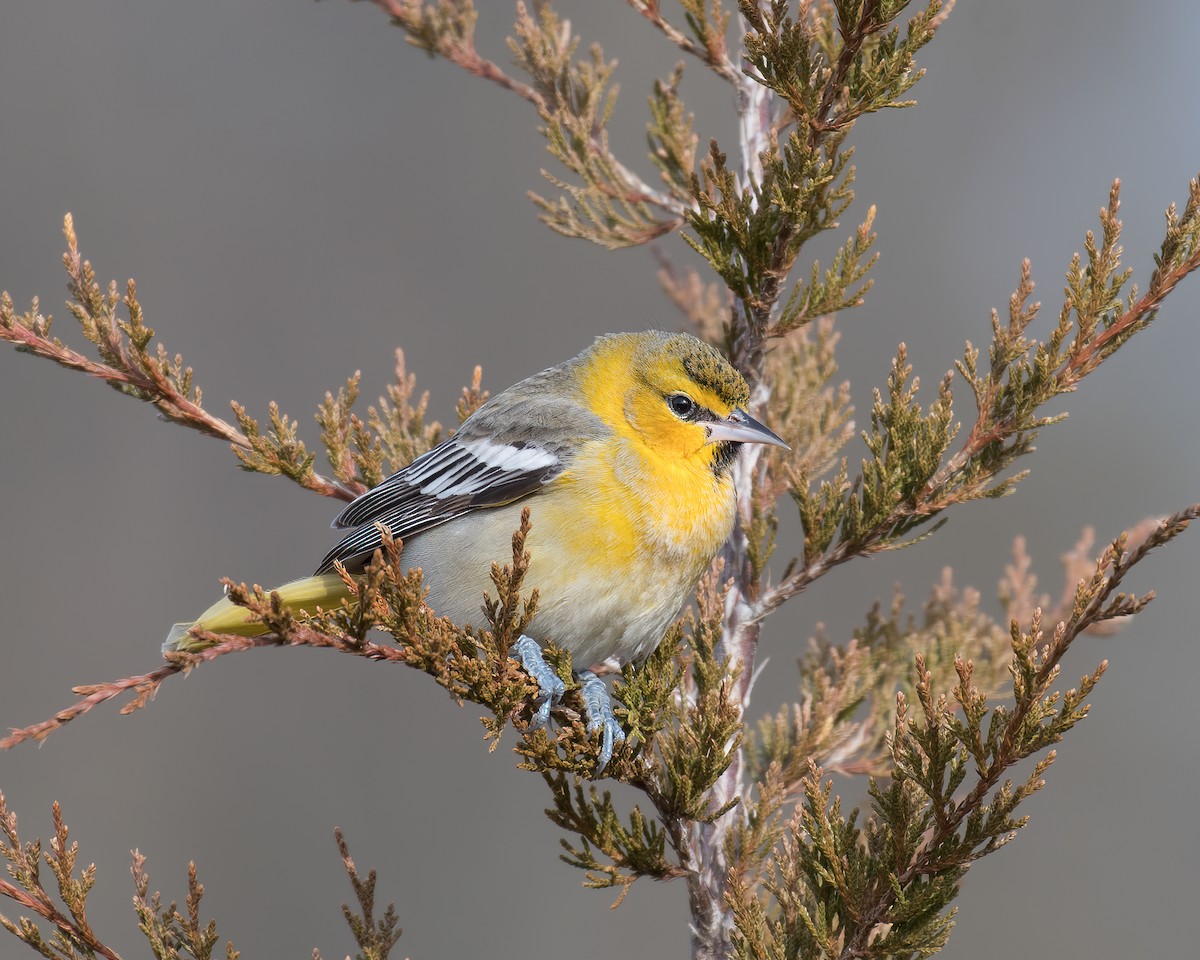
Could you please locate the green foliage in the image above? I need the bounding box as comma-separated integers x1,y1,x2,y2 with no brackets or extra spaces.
535,568,745,902
316,349,459,492
1,791,404,960
950,179,1200,488
647,64,700,209
685,140,859,330
788,342,956,569
233,350,454,496
131,857,238,960
316,372,383,488
0,795,123,960
3,3,1200,960
681,0,943,337
741,0,942,128
231,398,320,484
630,2,737,84
769,177,1200,625
726,504,1199,959
776,206,878,334
0,216,206,431
384,0,691,247
314,829,403,960
383,0,478,55
514,4,686,246
544,776,680,902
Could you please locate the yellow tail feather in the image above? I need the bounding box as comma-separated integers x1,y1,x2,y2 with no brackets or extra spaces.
163,573,354,653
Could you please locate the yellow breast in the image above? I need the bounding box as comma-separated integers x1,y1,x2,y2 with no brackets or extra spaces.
401,435,736,670
520,437,736,666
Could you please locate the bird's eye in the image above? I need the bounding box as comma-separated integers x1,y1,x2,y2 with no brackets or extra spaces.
667,393,696,419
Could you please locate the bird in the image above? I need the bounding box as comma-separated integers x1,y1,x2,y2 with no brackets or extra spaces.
164,330,788,768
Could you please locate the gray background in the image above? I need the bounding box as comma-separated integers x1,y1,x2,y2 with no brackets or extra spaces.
1,2,1198,958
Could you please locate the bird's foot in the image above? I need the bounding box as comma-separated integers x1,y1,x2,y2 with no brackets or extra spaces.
513,635,566,728
579,671,626,774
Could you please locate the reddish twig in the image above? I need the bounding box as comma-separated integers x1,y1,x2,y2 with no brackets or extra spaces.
364,0,545,107
0,627,409,752
358,0,689,220
1,218,357,503
0,876,124,960
624,1,739,83
0,797,125,959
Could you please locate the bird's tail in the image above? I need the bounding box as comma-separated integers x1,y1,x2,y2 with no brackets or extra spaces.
163,573,355,654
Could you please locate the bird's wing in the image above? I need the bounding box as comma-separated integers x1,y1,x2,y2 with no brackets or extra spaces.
316,367,607,573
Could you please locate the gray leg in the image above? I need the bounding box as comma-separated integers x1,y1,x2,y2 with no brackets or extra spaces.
513,635,566,728
579,671,626,773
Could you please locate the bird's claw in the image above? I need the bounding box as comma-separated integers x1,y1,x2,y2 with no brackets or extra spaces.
512,638,626,772
579,671,626,774
513,635,566,728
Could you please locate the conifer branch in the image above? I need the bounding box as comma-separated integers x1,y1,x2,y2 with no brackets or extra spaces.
0,216,355,501
834,503,1200,958
4,515,593,770
0,218,481,504
626,1,739,83
722,505,1198,960
685,4,953,955
0,795,125,960
2,793,401,960
312,830,403,960
131,857,238,960
0,215,236,447
2,5,1197,959
359,0,691,245
360,0,544,104
758,175,1200,621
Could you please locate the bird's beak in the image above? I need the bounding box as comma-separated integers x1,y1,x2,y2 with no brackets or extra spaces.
706,408,790,449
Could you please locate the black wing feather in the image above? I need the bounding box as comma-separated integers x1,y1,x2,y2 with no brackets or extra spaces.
316,360,608,575
315,439,562,574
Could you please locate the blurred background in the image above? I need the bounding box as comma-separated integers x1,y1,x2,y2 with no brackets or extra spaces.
1,2,1197,957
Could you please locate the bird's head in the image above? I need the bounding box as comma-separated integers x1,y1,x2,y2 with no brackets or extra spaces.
580,331,788,473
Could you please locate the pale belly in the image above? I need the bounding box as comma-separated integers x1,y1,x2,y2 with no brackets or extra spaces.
398,496,725,670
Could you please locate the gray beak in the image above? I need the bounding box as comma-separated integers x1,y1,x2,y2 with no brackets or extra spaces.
705,408,790,449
